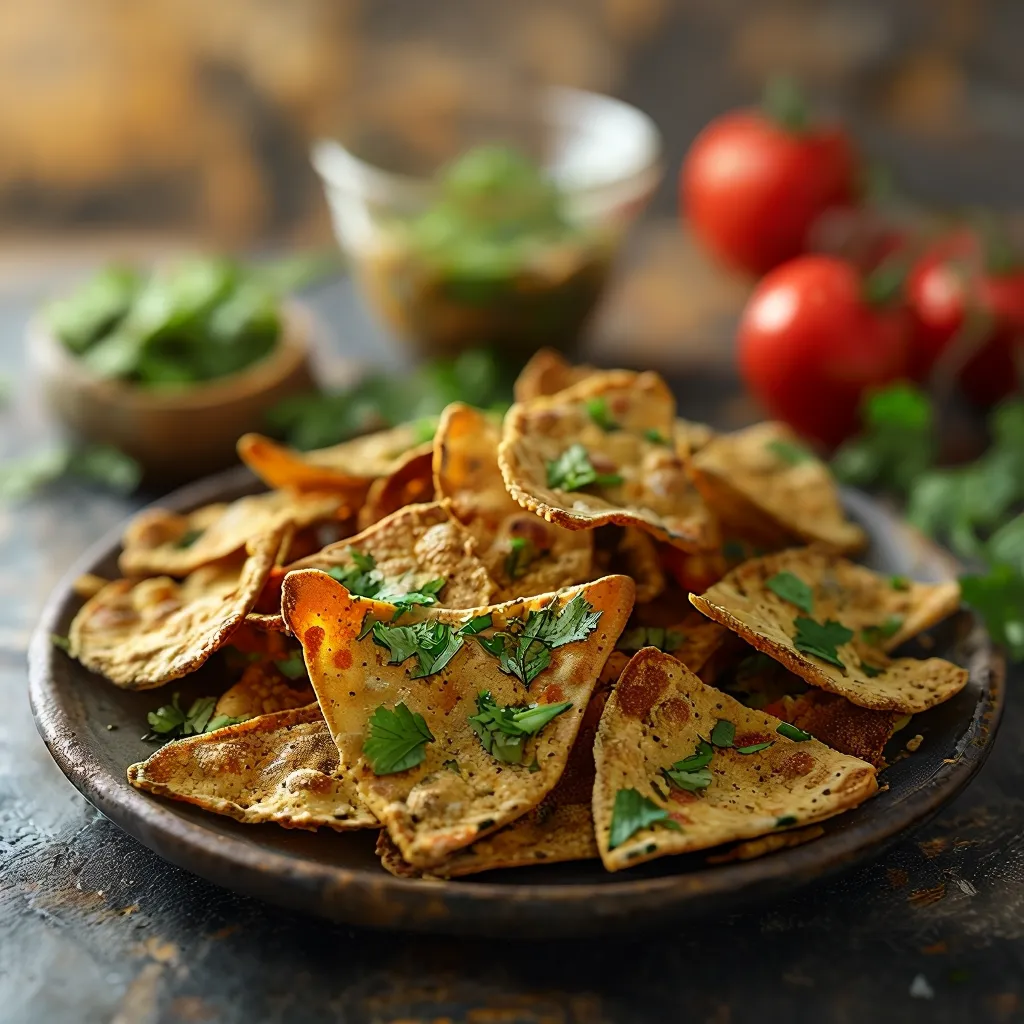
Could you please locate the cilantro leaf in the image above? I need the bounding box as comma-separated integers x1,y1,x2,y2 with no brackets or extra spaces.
860,615,903,647
776,722,812,742
371,620,463,679
586,397,620,432
736,740,774,754
363,702,434,775
792,616,854,668
671,739,714,771
274,653,306,680
767,438,814,465
616,626,686,653
890,575,910,591
961,564,1024,661
546,444,624,491
326,550,447,611
51,633,71,653
710,719,736,748
468,690,572,764
608,788,681,849
766,571,814,614
377,575,446,611
477,632,552,688
524,593,602,650
663,766,712,792
504,536,537,581
144,693,250,742
644,429,669,445
776,815,799,828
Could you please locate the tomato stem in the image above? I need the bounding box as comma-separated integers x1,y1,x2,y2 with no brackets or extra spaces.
862,255,908,307
761,75,810,134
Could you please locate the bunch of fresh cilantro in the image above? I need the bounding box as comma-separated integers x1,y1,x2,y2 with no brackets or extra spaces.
832,385,1024,660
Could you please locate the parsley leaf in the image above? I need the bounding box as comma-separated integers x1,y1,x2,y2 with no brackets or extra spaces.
524,593,603,649
671,739,714,771
477,632,552,688
766,571,814,614
363,702,434,775
736,740,774,754
792,616,854,668
586,397,619,432
710,719,736,748
776,722,812,742
644,429,669,445
274,653,306,679
767,438,814,465
961,564,1024,661
890,575,911,591
504,536,537,581
326,549,446,611
468,690,572,764
546,444,624,491
144,693,250,741
616,626,685,653
371,620,462,678
608,788,681,849
860,615,903,647
663,766,712,792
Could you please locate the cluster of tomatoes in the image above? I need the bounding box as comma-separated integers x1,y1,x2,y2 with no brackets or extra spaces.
681,90,1024,447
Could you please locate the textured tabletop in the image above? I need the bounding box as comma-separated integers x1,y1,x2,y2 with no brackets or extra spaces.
1,276,1022,1024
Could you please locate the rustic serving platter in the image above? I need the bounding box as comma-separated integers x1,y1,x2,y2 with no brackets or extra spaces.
28,466,1004,937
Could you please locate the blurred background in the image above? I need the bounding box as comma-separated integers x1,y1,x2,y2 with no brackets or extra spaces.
6,0,1024,369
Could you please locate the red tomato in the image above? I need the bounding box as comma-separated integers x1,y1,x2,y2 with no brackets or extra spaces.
682,111,856,276
738,255,912,447
907,231,1024,405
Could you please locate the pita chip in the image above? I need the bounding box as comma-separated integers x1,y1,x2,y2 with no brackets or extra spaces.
69,529,283,690
513,348,598,402
690,549,967,713
499,371,718,552
357,445,435,529
690,421,866,553
127,705,376,831
214,659,315,719
281,571,633,867
434,402,593,600
120,490,347,578
593,649,877,871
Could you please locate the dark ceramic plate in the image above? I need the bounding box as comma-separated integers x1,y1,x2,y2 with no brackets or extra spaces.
29,468,1004,937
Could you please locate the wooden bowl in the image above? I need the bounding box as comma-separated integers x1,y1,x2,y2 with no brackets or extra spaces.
27,301,317,485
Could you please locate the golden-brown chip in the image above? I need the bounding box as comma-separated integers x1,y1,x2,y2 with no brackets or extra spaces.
513,349,598,402
499,370,717,552
357,445,435,529
592,649,877,871
675,418,715,456
69,530,283,690
281,571,634,868
705,825,825,864
120,490,347,578
593,527,666,604
214,660,315,719
377,684,608,878
127,705,377,831
237,422,430,493
690,422,865,553
434,402,593,600
689,549,967,713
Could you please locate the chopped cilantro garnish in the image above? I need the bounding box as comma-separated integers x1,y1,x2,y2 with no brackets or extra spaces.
776,722,812,742
273,653,306,680
477,593,602,689
766,571,814,614
363,702,434,775
51,633,71,653
736,740,774,754
775,815,799,828
671,739,714,772
144,693,250,741
546,444,624,491
468,690,572,764
616,625,685,654
663,766,712,793
442,758,461,775
371,619,462,678
861,615,903,647
173,528,204,550
960,565,1024,661
861,662,884,678
793,616,854,668
644,429,669,445
504,536,537,581
767,438,814,465
710,719,736,748
326,549,446,611
608,788,681,849
890,575,911,591
586,397,619,432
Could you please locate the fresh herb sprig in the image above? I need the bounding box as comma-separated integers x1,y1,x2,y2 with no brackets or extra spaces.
546,444,624,491
371,613,491,679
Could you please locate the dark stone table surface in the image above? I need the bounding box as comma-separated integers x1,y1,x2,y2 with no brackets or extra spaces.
2,274,1023,1024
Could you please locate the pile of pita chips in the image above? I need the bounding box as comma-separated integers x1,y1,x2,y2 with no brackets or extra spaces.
281,570,633,868
56,352,975,880
592,649,878,870
690,548,967,713
499,370,718,551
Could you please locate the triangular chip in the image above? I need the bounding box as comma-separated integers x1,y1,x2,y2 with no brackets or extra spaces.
376,683,608,878
434,402,593,600
237,424,429,493
592,649,877,871
513,348,598,402
214,658,315,719
690,422,866,553
499,370,717,552
593,527,666,604
120,491,347,578
357,445,435,529
690,549,967,713
675,418,715,456
281,571,634,867
127,705,377,831
69,530,283,689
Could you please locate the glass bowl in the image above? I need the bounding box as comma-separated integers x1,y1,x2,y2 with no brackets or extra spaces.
312,87,663,360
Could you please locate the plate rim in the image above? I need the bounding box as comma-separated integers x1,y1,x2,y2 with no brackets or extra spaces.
27,467,1007,935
